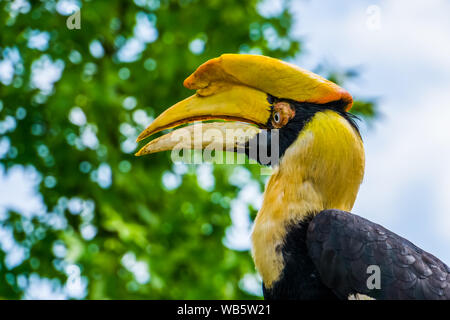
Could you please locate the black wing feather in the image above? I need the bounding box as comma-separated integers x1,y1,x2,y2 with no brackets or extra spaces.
307,209,450,300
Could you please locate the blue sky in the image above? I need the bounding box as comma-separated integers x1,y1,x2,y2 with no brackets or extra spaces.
1,0,450,297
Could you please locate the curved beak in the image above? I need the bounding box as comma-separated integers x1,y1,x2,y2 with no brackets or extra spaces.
135,84,272,156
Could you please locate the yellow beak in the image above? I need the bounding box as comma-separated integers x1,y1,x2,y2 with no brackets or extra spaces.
135,54,352,157
135,84,271,156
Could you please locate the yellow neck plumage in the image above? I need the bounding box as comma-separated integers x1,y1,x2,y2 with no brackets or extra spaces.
251,110,365,287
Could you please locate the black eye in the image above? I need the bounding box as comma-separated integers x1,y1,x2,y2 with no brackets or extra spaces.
273,111,281,124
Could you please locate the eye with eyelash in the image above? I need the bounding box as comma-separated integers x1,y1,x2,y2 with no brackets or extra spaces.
273,111,281,124
271,102,295,128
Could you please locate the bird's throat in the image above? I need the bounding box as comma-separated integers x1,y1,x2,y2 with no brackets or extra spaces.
251,110,365,288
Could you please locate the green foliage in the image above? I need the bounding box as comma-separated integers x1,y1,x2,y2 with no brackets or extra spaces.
0,0,376,299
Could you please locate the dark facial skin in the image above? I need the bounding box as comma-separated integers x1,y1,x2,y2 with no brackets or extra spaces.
245,95,360,166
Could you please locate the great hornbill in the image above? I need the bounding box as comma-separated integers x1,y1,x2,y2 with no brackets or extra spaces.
135,54,450,300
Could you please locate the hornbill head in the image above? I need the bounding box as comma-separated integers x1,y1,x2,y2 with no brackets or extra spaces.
136,54,365,287
135,54,355,166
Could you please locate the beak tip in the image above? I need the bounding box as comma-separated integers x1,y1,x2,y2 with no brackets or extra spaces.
135,147,146,156
136,135,144,143
135,144,155,156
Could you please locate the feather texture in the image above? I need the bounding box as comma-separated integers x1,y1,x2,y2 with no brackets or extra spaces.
307,210,450,300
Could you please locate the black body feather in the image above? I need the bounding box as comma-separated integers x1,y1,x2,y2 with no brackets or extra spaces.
264,210,450,300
